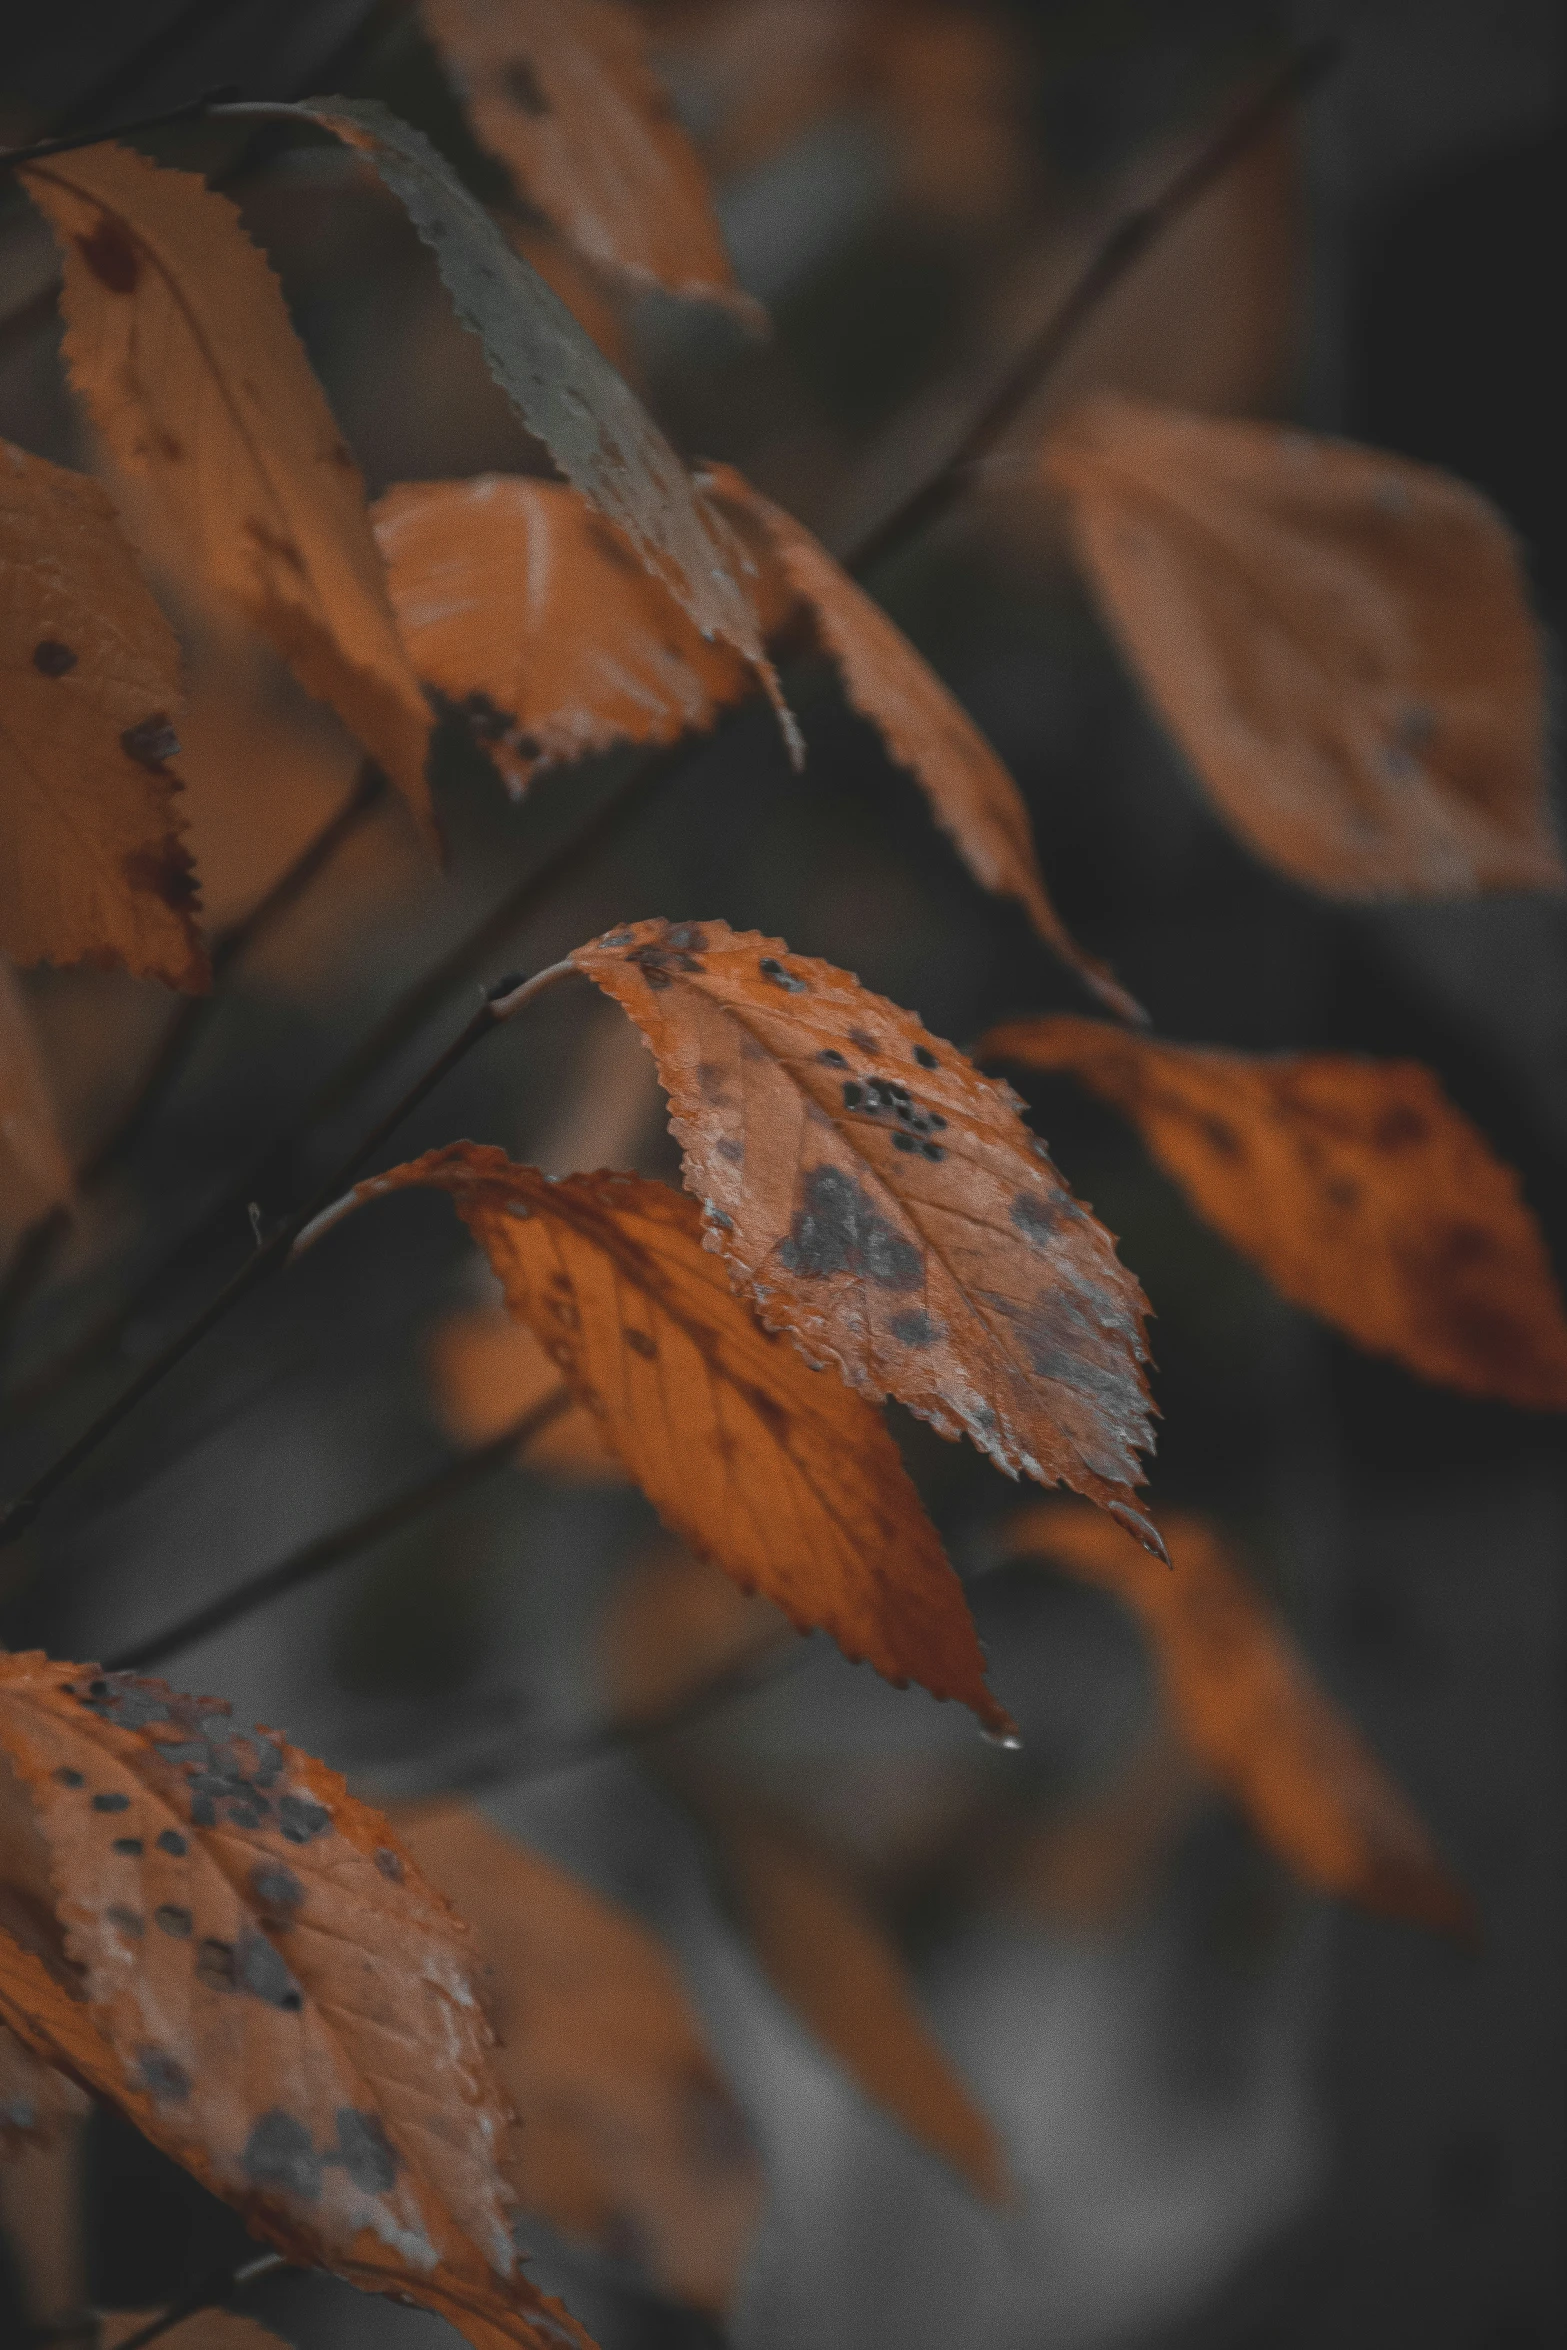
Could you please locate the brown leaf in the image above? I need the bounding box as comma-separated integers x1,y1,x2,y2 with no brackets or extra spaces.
100,2314,289,2349
980,1015,1567,1410
0,964,72,1235
373,477,752,796
0,440,205,990
423,0,757,318
571,919,1160,1548
0,1656,596,2350
22,144,435,838
393,1803,763,2312
429,1306,621,1476
346,1148,1007,1729
717,1809,1009,2201
1043,395,1561,898
1002,1506,1475,1937
700,465,1142,1021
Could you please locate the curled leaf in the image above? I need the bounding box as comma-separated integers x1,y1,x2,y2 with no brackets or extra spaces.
394,1803,763,2311
345,1147,1008,1729
0,440,205,990
0,964,72,1236
981,1015,1567,1410
22,144,434,838
717,1809,1009,2201
571,920,1159,1548
702,464,1142,1020
1044,394,1561,898
374,476,751,795
1002,1506,1475,1937
284,98,775,697
422,0,757,318
0,1655,595,2350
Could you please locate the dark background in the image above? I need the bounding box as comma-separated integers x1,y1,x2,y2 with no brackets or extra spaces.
0,3,1561,2346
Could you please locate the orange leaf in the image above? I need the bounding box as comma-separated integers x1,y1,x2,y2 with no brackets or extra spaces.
717,1810,1009,2201
422,0,757,319
571,920,1160,1548
373,477,752,796
980,1015,1567,1410
1043,395,1561,899
0,440,205,990
22,144,435,838
1003,1505,1475,1937
700,464,1142,1021
393,1803,763,2312
429,1306,621,1476
101,2316,289,2349
0,1656,596,2350
343,1148,1008,1729
0,964,72,1235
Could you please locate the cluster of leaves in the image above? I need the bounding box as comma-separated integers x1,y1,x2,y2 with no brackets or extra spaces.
2,4,1565,2344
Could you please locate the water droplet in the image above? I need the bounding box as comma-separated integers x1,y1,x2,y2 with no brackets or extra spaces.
981,1728,1023,1752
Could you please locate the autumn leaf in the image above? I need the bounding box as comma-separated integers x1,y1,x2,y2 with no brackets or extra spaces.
422,0,758,319
0,440,205,990
335,1147,1009,1729
431,1305,621,1476
282,98,780,706
716,1809,1009,2201
373,477,752,795
570,920,1160,1549
0,964,72,1237
1002,1505,1475,1937
0,1656,596,2350
100,2316,289,2349
393,1802,763,2312
1042,394,1562,898
21,143,435,838
701,465,1143,1021
980,1015,1567,1410
0,2019,88,2154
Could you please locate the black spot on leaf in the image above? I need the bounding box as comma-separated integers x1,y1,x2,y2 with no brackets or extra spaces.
244,2110,321,2202
1011,1192,1061,1249
105,1905,143,1939
120,714,180,767
91,1792,129,1813
112,1837,143,1857
778,1166,921,1290
758,956,806,991
195,1938,235,1991
914,1046,939,1069
76,217,139,293
137,2048,190,2105
236,1929,303,2010
374,1848,404,1884
154,1905,192,1939
156,1830,187,1858
32,639,77,676
278,1794,331,1845
332,2107,400,2195
889,1309,939,1348
818,1049,847,1068
842,1082,864,1110
250,1864,303,1919
53,1768,84,1789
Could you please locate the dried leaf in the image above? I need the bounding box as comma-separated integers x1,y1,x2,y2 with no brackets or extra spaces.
347,1148,1007,1728
0,964,72,1235
981,1016,1567,1410
0,439,205,990
1044,395,1561,898
699,466,1142,1021
0,1656,595,2350
429,1306,621,1475
373,477,751,796
284,99,776,693
22,144,434,837
718,1810,1009,2200
0,2020,88,2154
1003,1506,1475,1936
100,2314,289,2349
394,1803,762,2311
571,920,1159,1548
422,0,756,317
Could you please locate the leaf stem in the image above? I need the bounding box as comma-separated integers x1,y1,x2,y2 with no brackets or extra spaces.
0,86,240,172
0,965,576,1547
102,1386,572,1672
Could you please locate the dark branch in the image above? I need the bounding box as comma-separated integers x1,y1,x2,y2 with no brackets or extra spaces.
0,87,240,172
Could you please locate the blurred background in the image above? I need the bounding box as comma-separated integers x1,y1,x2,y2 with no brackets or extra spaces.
0,2,1562,2345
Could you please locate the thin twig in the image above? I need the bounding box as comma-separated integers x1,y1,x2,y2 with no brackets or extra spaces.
0,87,240,172
104,1385,572,1671
0,966,575,1547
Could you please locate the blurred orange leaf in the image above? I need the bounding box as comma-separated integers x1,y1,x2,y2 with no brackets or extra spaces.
0,964,72,1236
1043,395,1561,899
346,1147,1007,1728
572,919,1159,1547
0,2019,88,2155
423,0,756,317
981,1016,1567,1410
22,143,435,839
374,477,751,796
717,1809,1009,2200
0,1656,595,2350
429,1305,621,1476
100,2315,288,2349
394,1803,763,2311
0,440,205,990
1003,1506,1475,1936
701,465,1142,1020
